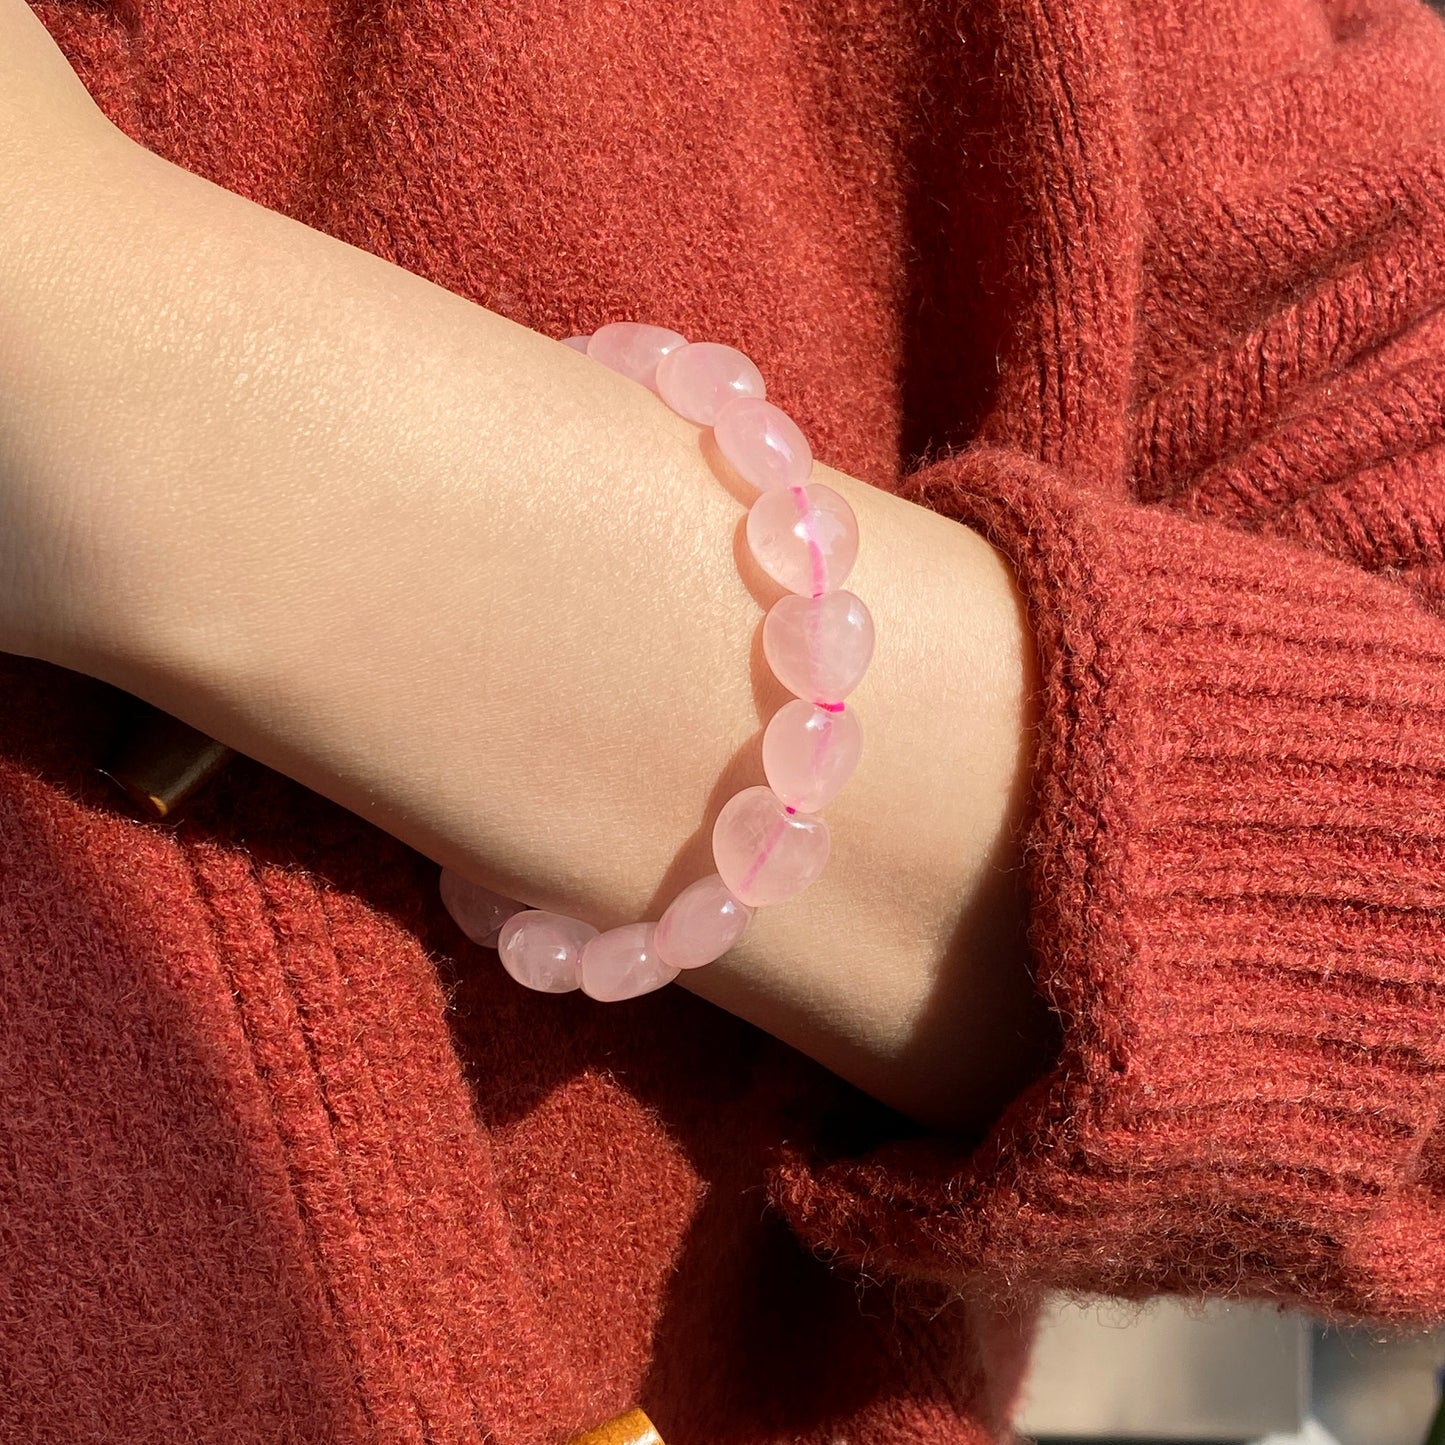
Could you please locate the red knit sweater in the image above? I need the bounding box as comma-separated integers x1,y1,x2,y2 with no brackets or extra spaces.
6,0,1445,1440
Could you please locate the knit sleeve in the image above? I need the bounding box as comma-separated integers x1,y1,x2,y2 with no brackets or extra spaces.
764,1,1445,1323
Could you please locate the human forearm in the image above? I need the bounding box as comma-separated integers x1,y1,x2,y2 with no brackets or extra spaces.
8,131,1053,1133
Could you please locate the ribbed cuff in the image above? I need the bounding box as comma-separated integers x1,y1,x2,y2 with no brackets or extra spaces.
765,446,1445,1322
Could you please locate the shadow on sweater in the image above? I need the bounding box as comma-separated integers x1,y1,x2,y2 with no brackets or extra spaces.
0,651,1042,1441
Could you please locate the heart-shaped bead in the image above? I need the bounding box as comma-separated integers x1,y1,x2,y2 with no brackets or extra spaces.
712,785,831,908
579,922,681,1001
761,699,863,813
497,910,594,993
762,589,874,703
746,483,859,596
653,873,754,969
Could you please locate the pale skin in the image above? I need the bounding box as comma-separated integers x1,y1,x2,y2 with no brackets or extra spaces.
0,0,1057,1133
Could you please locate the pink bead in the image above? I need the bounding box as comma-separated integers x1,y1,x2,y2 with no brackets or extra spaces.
497,910,594,993
712,785,830,908
762,699,863,813
746,483,858,596
438,866,522,949
653,873,754,969
579,922,680,1001
586,322,688,390
562,334,592,353
762,590,875,704
713,396,813,491
654,342,766,425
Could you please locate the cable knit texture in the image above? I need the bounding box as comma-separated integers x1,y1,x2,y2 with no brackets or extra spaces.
4,0,1445,1441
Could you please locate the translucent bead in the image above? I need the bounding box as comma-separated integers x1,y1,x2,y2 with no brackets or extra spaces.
654,341,765,425
562,334,592,353
762,590,875,704
438,866,522,949
580,922,681,1001
762,699,863,813
653,873,754,969
713,396,812,491
586,322,687,391
712,785,830,908
746,483,858,596
497,910,594,993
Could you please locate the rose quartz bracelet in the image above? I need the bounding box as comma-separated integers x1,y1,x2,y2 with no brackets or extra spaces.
438,322,872,1001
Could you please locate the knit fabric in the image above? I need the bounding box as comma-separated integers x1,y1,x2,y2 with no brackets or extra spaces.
3,0,1445,1441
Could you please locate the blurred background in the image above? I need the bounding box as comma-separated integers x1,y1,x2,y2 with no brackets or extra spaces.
1015,1296,1445,1445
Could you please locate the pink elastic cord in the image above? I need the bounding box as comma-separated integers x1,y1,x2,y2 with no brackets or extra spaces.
438,322,873,1001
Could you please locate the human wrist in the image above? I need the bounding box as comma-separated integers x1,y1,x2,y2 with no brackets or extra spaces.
670,499,1051,1133
18,131,1049,1133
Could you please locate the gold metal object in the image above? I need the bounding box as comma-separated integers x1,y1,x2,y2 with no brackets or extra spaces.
563,1407,665,1445
97,702,234,819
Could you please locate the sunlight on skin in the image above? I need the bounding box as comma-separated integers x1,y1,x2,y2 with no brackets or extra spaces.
0,105,1054,1134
